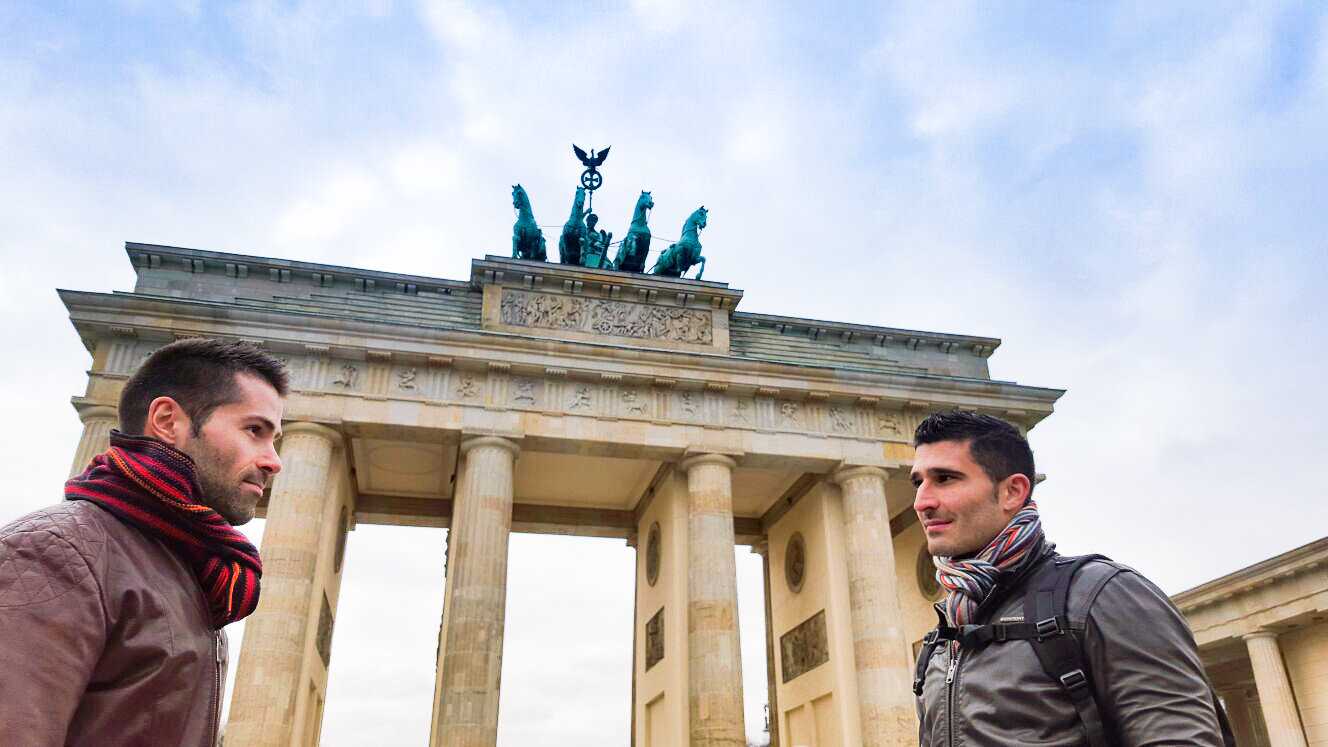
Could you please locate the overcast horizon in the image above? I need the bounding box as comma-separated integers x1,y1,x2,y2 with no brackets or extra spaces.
3,2,1327,745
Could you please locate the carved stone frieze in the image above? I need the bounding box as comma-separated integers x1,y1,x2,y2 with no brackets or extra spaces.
161,347,913,442
499,289,713,345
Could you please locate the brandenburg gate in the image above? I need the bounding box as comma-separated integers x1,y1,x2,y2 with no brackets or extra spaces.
60,242,1062,745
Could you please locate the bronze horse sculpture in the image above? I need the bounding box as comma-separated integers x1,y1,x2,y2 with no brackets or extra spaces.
612,191,653,273
558,187,589,266
650,206,707,280
510,185,546,261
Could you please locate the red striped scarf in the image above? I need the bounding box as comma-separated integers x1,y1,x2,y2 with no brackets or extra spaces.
65,431,263,629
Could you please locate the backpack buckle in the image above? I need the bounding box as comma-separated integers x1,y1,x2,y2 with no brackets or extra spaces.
923,629,940,645
1034,617,1061,639
1059,668,1088,692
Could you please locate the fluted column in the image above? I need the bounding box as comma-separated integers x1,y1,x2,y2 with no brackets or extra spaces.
1218,688,1256,747
69,405,118,477
435,436,520,747
680,453,746,746
832,465,914,745
1244,630,1307,747
229,422,342,746
754,541,780,747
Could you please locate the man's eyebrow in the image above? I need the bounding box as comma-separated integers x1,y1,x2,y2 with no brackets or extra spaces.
250,416,279,435
910,466,965,480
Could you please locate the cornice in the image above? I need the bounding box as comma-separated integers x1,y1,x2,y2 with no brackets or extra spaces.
732,311,1000,357
1173,536,1328,611
125,242,472,294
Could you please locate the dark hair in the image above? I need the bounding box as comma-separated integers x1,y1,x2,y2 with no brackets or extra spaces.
913,410,1035,496
119,338,289,435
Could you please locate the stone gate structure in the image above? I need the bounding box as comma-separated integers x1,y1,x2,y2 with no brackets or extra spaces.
60,242,1064,746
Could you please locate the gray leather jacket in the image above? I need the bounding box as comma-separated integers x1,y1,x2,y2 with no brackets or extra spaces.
916,546,1226,746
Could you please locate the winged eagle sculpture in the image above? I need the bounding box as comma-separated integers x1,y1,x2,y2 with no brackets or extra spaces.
573,144,611,169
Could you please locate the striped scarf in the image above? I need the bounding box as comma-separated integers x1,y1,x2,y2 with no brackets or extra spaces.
934,499,1044,627
65,431,263,629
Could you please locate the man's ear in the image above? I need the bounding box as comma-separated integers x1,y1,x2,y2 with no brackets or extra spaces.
144,396,192,447
998,473,1032,513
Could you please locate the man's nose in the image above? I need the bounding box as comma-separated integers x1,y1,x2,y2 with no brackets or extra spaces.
913,481,937,513
258,444,282,478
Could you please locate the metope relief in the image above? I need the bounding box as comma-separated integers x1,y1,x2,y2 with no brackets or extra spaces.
567,384,594,411
511,378,538,406
395,367,417,391
620,387,649,417
876,411,906,439
454,374,481,400
331,364,359,389
499,289,713,345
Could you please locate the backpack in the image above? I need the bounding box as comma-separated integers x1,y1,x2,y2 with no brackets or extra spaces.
912,554,1236,747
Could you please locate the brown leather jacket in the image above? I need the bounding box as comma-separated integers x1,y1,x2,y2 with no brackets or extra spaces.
917,546,1227,746
0,500,227,746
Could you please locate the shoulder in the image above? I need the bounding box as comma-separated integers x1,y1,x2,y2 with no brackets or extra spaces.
0,501,114,607
1065,557,1184,628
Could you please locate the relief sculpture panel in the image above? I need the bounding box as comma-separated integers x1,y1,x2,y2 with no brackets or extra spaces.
780,609,829,683
499,289,713,345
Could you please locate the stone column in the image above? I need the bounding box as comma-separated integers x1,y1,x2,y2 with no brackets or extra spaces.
629,533,639,747
754,541,780,747
229,422,342,747
434,436,520,747
1218,688,1256,747
680,453,746,746
69,404,118,477
1244,630,1307,747
832,465,915,745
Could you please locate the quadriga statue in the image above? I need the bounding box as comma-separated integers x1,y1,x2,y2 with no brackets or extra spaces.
650,206,707,280
558,187,589,266
612,191,653,273
510,185,546,261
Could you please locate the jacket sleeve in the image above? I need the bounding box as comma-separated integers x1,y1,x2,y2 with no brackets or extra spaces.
1083,569,1224,746
0,515,107,746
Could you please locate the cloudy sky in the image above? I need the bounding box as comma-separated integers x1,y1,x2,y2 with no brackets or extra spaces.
3,1,1326,744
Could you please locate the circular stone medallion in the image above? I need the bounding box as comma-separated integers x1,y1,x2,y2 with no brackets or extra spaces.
645,522,661,587
785,532,807,593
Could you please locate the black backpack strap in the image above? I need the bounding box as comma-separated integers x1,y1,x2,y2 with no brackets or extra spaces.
1023,554,1113,747
913,622,958,696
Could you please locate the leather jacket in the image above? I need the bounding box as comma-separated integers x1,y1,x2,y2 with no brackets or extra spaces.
917,545,1226,746
0,500,227,746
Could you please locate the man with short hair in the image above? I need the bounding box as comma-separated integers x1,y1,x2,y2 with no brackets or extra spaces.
0,338,287,746
911,410,1232,746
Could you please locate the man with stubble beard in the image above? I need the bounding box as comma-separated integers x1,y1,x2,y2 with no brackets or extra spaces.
0,338,286,746
911,410,1233,746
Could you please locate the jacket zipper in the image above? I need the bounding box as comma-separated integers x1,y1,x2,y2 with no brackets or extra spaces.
945,644,962,747
210,630,222,746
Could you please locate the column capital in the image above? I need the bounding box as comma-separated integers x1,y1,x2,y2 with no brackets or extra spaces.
1242,628,1281,642
751,539,770,556
281,421,343,447
460,434,521,458
832,464,891,486
75,403,118,424
679,452,737,473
